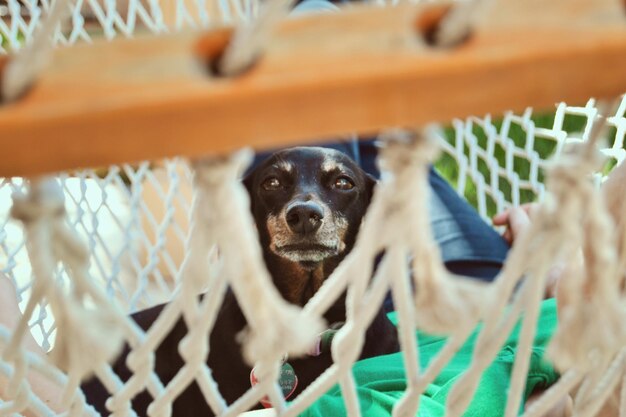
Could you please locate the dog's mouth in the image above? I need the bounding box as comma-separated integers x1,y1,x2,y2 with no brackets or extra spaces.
274,243,339,264
280,243,337,252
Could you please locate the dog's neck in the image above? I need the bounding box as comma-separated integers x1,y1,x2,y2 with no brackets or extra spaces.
264,253,341,307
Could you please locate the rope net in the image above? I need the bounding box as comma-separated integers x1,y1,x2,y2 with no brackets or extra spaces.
1,0,626,416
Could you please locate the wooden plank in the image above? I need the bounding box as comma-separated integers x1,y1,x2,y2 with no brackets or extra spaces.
0,1,625,177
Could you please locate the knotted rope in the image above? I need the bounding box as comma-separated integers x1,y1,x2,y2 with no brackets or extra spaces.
1,0,72,102
375,129,500,417
2,178,125,416
3,121,626,417
219,0,295,75
447,104,626,417
284,128,495,417
542,105,626,416
195,151,323,414
434,0,495,47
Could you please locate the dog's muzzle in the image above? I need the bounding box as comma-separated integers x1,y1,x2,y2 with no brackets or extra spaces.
268,200,347,264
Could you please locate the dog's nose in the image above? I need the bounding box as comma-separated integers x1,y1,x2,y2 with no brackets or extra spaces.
286,202,324,235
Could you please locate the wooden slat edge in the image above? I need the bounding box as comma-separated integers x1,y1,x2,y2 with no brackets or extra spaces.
0,3,624,176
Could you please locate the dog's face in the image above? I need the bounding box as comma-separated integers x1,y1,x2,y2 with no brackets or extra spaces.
244,147,375,304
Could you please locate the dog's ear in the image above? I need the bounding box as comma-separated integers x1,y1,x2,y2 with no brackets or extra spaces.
242,173,256,212
364,173,378,205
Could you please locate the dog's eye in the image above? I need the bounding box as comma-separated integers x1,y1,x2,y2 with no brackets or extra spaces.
333,176,354,190
261,177,282,191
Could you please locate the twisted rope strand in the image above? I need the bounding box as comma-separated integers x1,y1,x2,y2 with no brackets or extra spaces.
434,0,495,47
576,349,626,417
389,246,421,417
520,370,581,417
619,374,626,417
219,0,294,75
2,0,72,102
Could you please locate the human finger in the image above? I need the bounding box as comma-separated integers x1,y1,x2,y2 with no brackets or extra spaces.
520,202,538,217
492,208,511,226
508,206,532,240
493,203,535,224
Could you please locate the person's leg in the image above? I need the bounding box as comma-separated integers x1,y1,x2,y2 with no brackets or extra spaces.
427,168,508,282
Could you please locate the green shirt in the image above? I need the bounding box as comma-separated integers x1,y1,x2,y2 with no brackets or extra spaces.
301,298,559,416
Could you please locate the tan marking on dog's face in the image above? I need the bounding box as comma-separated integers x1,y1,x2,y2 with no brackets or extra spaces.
321,158,348,175
273,160,294,173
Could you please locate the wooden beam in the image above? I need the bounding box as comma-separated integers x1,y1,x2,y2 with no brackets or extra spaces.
0,2,625,177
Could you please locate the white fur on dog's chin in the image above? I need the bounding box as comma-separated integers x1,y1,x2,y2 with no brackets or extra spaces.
276,249,336,263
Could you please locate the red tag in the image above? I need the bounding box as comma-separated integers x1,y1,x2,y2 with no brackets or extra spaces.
250,362,299,408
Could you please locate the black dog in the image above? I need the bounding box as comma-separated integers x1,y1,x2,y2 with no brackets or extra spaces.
81,147,399,416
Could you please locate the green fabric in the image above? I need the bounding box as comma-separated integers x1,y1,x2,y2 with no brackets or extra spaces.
300,298,560,417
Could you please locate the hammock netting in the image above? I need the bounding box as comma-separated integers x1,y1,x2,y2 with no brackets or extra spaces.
0,0,625,416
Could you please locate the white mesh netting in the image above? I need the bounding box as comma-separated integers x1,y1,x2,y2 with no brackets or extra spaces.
1,1,626,417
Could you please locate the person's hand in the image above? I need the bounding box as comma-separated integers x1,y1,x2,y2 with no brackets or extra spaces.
492,203,537,246
493,204,569,298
